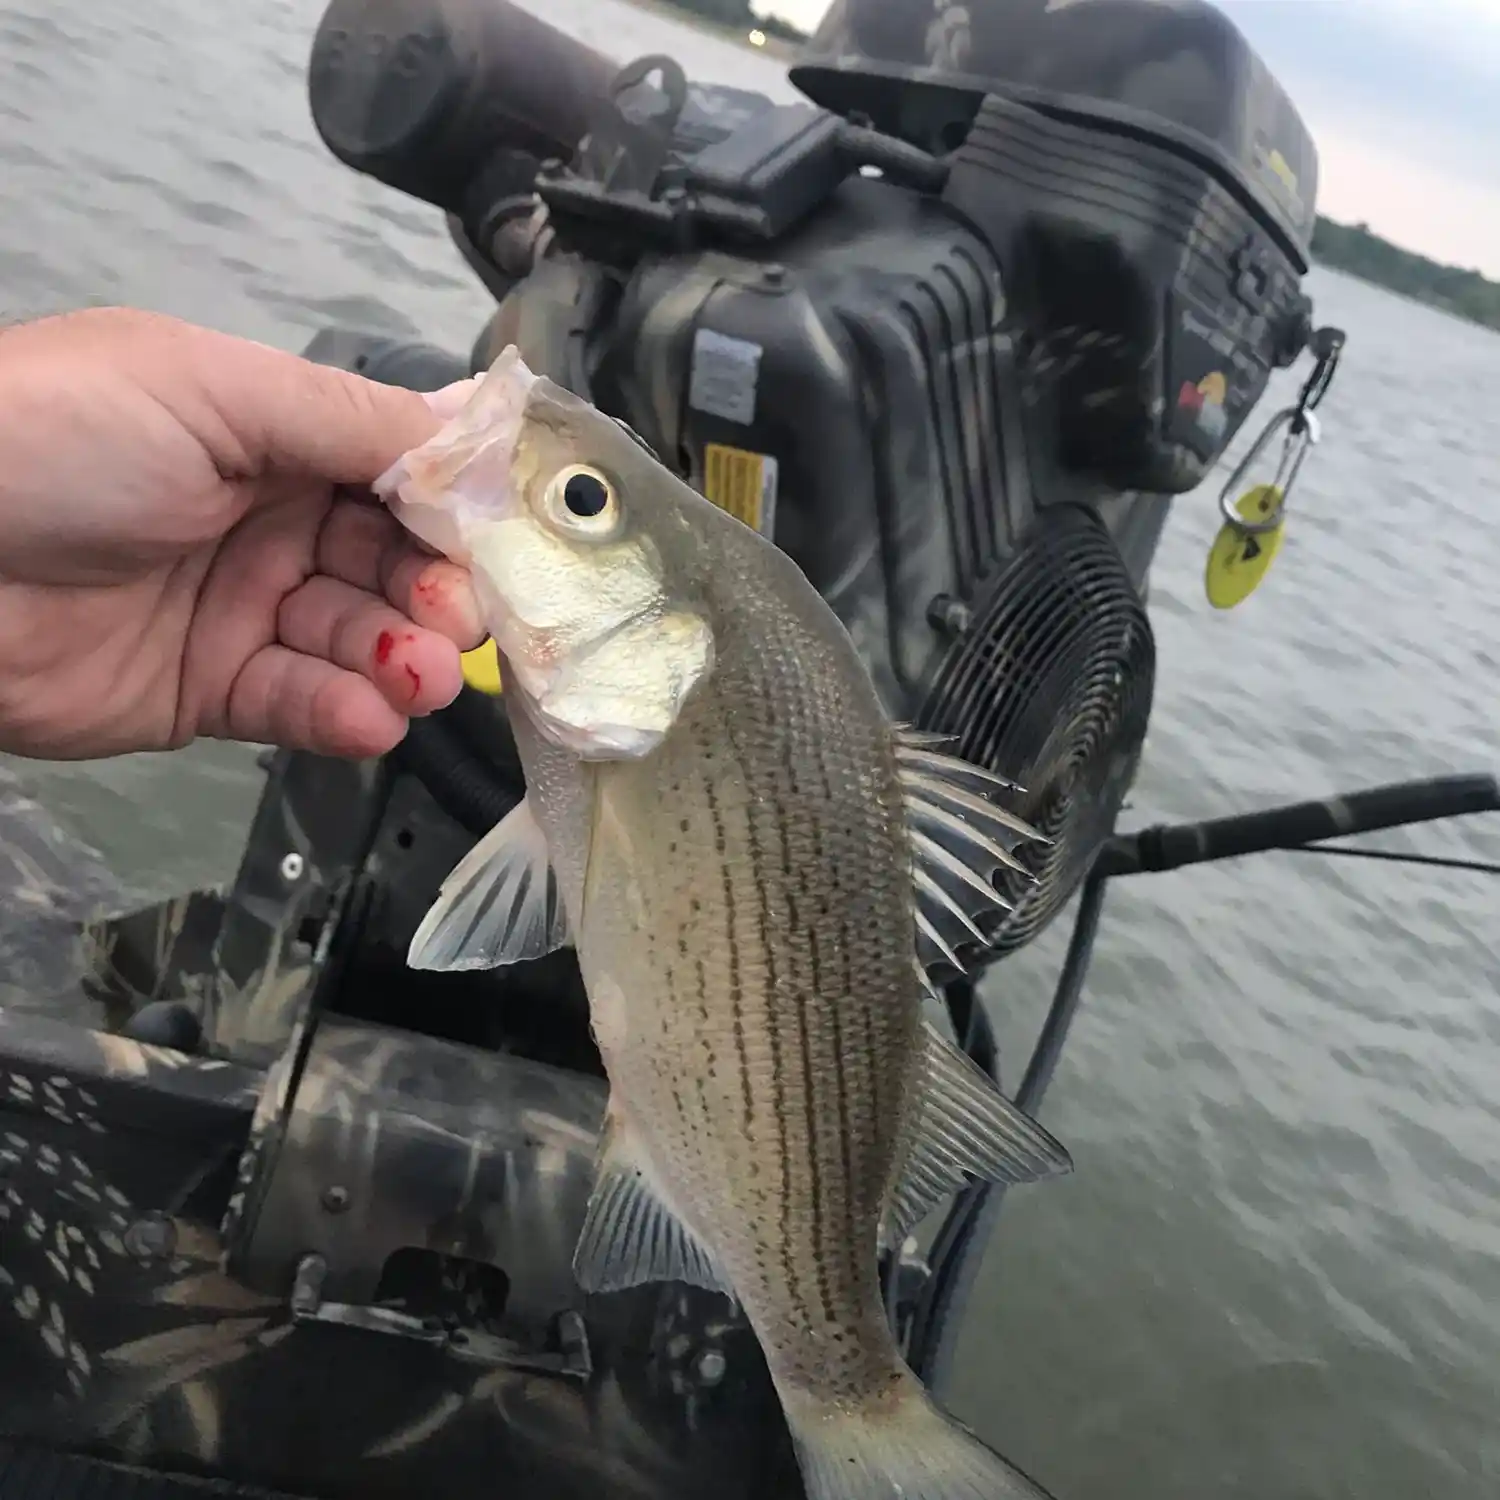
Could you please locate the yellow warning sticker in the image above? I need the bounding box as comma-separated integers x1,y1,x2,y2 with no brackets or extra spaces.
702,443,779,535
460,638,503,695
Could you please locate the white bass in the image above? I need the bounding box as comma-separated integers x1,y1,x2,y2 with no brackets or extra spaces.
373,349,1072,1500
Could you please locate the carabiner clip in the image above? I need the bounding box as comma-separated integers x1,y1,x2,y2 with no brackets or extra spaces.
1217,407,1321,535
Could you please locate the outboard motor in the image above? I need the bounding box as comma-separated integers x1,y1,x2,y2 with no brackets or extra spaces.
0,2,1341,1498
306,0,1322,955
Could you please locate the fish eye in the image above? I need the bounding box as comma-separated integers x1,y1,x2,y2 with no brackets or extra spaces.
543,464,619,536
563,470,610,517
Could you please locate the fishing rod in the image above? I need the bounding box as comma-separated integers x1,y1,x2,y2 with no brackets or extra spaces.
902,769,1500,1386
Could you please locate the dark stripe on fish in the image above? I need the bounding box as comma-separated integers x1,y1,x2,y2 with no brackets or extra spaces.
814,737,869,1273
772,709,839,1322
797,742,850,1318
703,772,755,1136
731,715,810,1325
694,955,710,1028
806,922,844,1317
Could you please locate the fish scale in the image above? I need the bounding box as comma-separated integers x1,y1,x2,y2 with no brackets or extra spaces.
376,347,1075,1500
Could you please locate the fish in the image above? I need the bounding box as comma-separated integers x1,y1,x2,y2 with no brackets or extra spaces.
372,348,1073,1500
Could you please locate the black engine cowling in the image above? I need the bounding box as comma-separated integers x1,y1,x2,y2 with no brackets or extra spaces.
445,0,1317,957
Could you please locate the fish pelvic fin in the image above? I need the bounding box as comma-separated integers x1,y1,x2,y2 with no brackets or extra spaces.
880,1022,1071,1253
408,793,570,972
894,727,1047,975
573,1113,736,1300
783,1379,1056,1500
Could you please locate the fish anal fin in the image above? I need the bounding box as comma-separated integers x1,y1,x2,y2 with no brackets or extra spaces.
407,794,569,972
880,1022,1071,1252
573,1117,734,1298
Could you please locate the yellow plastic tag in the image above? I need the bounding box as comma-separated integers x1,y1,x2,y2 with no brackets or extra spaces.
1204,484,1286,609
702,443,779,534
460,638,503,695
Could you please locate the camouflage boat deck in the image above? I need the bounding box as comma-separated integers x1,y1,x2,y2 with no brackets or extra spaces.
0,750,801,1500
0,1439,297,1496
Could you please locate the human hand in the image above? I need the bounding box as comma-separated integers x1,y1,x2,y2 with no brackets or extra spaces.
0,307,487,761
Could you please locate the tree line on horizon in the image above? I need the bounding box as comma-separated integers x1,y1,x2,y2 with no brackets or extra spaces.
681,0,809,40
1310,216,1498,333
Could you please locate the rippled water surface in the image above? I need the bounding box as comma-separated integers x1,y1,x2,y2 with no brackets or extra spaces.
1,0,1498,1495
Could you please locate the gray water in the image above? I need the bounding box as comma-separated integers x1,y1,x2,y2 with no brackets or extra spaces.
2,0,1498,1494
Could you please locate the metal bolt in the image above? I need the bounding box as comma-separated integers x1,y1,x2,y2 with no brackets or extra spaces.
696,1349,727,1386
762,263,786,286
123,1212,177,1262
280,852,304,883
927,594,972,638
290,1253,327,1316
320,1185,350,1214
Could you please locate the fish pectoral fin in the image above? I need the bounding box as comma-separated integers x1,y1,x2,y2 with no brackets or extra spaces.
407,793,570,972
573,1122,734,1298
894,727,1049,973
879,1022,1072,1252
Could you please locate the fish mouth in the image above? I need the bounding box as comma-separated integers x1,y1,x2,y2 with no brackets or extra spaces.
488,594,669,757
373,347,540,563
376,346,712,759
523,601,717,761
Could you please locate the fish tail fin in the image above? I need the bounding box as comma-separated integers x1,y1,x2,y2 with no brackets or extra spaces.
783,1380,1054,1500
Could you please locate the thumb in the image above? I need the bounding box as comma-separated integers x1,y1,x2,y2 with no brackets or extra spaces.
230,352,460,486
252,368,486,483
15,308,479,491
39,309,463,489
423,375,484,422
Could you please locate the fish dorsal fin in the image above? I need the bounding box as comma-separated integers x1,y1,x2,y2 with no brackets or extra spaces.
612,415,662,462
573,1114,735,1298
895,728,1048,974
879,1021,1071,1253
407,794,570,972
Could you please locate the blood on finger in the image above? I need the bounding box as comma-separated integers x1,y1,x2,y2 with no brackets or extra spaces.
372,630,427,704
412,572,446,608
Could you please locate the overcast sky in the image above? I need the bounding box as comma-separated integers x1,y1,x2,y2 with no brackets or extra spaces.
768,0,1500,276
1217,0,1500,275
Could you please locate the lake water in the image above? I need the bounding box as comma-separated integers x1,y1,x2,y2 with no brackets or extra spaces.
1,0,1498,1495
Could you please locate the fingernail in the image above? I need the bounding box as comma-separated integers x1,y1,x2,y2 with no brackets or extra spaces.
453,574,485,645
412,560,485,647
422,376,484,421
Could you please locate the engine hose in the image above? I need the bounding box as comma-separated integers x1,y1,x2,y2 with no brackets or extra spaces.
395,707,520,837
440,683,526,784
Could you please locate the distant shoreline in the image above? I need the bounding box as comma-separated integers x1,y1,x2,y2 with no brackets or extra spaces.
1310,217,1498,336
626,0,804,60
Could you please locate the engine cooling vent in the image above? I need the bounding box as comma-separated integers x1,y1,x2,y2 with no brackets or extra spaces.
916,504,1155,957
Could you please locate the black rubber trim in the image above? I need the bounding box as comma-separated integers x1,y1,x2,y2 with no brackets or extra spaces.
0,1445,304,1499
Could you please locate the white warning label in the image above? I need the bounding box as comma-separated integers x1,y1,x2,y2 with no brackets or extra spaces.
687,328,763,426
